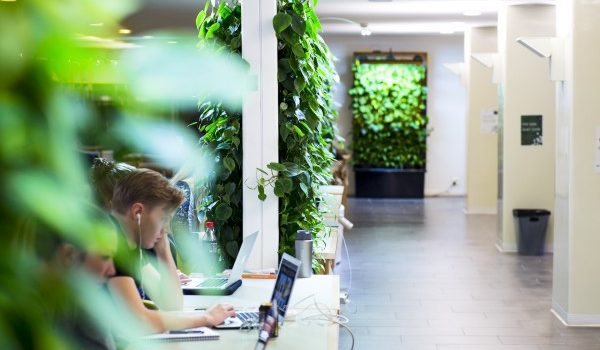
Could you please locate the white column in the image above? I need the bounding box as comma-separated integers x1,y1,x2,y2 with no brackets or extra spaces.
465,27,499,215
242,0,279,269
552,0,600,326
496,4,556,252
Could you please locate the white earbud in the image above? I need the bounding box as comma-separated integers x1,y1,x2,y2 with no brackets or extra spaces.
136,212,141,225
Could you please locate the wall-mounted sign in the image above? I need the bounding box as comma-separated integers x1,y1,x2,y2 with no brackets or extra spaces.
481,108,498,134
521,115,543,146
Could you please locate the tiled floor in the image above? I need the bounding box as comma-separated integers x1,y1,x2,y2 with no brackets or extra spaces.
337,197,600,350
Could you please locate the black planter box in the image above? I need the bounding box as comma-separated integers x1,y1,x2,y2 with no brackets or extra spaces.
355,167,425,198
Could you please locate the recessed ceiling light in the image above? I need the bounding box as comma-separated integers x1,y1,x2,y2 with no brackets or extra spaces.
440,29,455,34
1,0,17,2
90,22,104,27
463,11,482,16
118,28,131,35
167,41,178,44
143,35,154,39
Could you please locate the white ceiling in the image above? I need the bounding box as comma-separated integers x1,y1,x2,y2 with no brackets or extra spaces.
120,0,555,36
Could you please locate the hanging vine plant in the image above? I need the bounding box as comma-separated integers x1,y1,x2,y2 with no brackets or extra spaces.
260,0,340,258
195,0,243,266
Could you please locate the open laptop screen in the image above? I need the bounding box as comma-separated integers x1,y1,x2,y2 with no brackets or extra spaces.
270,253,301,324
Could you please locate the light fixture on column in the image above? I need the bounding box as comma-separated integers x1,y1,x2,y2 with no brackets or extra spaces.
471,52,502,84
516,37,564,81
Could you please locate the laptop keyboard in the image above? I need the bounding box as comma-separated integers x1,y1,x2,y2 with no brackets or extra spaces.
237,311,259,322
199,278,228,288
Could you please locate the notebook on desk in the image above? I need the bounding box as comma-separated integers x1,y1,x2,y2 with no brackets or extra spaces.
182,231,258,296
143,327,219,342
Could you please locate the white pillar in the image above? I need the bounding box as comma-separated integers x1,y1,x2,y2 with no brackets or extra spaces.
242,0,279,269
496,4,556,252
552,0,600,326
465,27,499,215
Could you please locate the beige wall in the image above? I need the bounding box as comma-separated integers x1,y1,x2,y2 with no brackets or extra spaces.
553,0,600,324
497,5,556,252
465,27,499,214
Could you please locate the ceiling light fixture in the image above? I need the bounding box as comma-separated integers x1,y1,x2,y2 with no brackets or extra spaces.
360,23,372,36
321,17,373,37
118,28,131,35
463,10,482,16
89,22,104,27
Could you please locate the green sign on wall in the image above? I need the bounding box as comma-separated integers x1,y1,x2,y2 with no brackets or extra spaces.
521,115,543,146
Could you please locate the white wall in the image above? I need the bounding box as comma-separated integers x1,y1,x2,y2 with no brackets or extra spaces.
322,34,467,196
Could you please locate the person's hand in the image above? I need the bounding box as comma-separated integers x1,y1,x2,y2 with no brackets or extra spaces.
203,304,236,326
178,270,192,285
153,233,170,257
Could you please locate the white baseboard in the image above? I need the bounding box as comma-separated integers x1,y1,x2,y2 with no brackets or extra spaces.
552,301,600,327
463,207,497,215
495,241,554,253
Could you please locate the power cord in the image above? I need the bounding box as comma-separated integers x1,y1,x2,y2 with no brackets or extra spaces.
340,230,352,304
294,295,355,350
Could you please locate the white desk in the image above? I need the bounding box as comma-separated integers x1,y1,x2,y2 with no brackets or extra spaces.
177,275,340,350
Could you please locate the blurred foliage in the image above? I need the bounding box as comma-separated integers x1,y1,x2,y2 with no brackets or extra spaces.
349,61,428,168
0,0,250,347
262,0,340,259
0,0,141,348
195,1,243,267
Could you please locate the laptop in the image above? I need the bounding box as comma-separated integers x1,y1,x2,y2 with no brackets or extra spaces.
215,253,302,329
182,231,259,296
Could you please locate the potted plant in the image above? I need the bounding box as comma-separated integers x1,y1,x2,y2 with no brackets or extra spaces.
348,53,428,198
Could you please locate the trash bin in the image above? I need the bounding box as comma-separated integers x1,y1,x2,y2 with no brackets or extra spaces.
513,209,551,256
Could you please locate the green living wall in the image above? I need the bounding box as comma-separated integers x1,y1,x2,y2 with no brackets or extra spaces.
349,60,428,169
268,0,339,258
195,1,243,266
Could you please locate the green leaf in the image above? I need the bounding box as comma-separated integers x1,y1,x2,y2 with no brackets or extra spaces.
292,43,305,58
206,22,221,39
225,241,240,258
292,125,305,137
258,185,267,201
299,182,309,195
294,77,305,92
291,14,306,35
267,162,287,172
223,156,236,172
230,35,241,50
275,177,293,193
195,10,207,30
273,13,292,33
215,203,233,221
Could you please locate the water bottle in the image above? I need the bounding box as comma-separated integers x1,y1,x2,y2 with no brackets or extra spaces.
206,221,217,254
295,230,313,278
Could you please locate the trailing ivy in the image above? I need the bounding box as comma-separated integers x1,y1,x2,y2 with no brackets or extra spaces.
265,0,339,258
349,61,428,168
195,1,243,266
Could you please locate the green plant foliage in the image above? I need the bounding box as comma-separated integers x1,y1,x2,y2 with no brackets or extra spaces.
0,0,141,348
267,0,340,258
196,1,243,266
349,61,428,168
